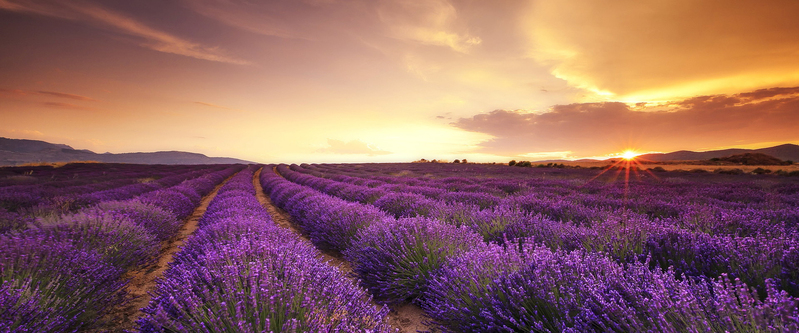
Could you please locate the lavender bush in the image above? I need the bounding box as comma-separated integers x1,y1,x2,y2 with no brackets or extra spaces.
0,208,31,234
0,234,126,331
424,242,799,332
95,199,180,242
345,217,484,303
33,210,159,270
372,193,437,218
138,189,196,220
140,236,393,333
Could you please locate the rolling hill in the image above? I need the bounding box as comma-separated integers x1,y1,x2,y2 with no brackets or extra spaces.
636,144,799,162
0,137,252,166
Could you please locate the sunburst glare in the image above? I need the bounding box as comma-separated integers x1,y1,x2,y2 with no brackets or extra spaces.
621,150,639,160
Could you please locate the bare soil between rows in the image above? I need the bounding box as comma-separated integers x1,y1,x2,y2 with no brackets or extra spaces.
94,173,236,332
254,167,431,333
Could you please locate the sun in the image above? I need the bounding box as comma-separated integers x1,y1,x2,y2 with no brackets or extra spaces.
621,150,638,160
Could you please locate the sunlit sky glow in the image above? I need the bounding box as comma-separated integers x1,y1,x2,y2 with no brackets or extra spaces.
621,150,638,161
1,0,799,163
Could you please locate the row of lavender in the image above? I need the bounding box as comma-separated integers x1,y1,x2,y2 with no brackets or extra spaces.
298,163,799,237
304,162,799,212
0,163,173,187
1,164,233,231
277,164,799,297
303,162,799,239
264,165,799,332
0,165,241,332
138,166,393,332
0,164,196,209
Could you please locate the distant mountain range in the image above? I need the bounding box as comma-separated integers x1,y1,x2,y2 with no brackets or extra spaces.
0,137,253,166
636,144,799,162
531,144,799,164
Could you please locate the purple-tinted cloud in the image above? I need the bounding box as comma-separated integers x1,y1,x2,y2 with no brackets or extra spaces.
0,0,248,64
453,87,799,157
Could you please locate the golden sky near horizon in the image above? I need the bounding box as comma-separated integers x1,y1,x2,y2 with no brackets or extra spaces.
1,0,799,163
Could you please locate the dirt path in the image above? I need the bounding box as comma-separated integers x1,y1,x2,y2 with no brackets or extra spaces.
98,172,237,332
254,167,431,333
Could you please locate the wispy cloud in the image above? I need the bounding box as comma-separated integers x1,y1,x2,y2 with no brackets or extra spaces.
0,88,28,96
42,102,97,111
377,0,480,53
2,129,45,137
194,101,232,109
318,139,392,156
193,101,249,114
1,88,97,101
0,0,249,65
36,91,96,101
183,0,300,39
453,87,799,157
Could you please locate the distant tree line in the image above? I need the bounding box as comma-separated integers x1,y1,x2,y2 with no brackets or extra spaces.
412,159,470,164
508,160,567,168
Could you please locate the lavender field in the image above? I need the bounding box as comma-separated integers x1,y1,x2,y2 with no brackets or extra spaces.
3,162,799,332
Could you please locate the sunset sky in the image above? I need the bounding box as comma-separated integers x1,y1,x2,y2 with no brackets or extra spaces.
1,0,799,163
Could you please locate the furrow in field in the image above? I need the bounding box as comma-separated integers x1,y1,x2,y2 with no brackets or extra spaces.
255,166,430,333
253,167,351,271
102,171,238,332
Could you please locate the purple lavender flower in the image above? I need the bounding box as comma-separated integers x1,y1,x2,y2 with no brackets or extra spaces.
95,199,180,242
1,233,126,331
33,210,159,270
139,166,394,332
139,236,393,332
345,217,484,303
372,193,438,218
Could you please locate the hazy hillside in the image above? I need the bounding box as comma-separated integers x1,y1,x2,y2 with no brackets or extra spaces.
712,152,788,165
0,137,252,166
637,144,799,162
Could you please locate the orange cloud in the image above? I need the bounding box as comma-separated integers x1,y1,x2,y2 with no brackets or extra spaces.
377,0,481,53
526,0,799,101
453,87,799,157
